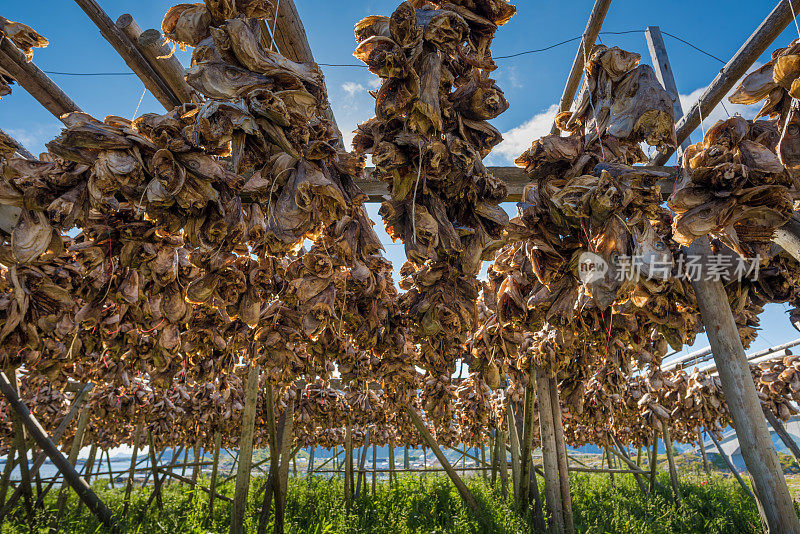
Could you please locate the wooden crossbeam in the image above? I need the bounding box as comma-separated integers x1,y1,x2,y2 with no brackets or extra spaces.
653,0,800,164
73,0,180,110
355,165,678,203
0,37,82,119
550,0,613,134
271,0,344,147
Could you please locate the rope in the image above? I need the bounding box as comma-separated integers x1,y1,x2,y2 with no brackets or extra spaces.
131,86,147,120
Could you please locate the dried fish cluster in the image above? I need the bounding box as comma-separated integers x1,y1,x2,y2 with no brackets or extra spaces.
0,14,48,98
353,0,515,376
669,116,796,256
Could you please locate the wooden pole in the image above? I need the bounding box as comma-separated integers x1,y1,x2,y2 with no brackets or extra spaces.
0,38,82,119
507,404,522,505
191,443,201,490
355,428,370,499
549,0,613,134
73,0,180,109
270,0,343,147
7,371,32,521
122,424,142,519
0,372,118,532
480,441,487,481
230,363,260,534
388,440,396,486
653,0,800,164
491,430,499,486
608,438,649,495
83,443,98,486
698,431,711,477
0,449,15,511
306,448,315,479
53,408,90,529
208,432,222,518
690,236,800,532
644,25,692,158
371,445,377,495
274,394,296,534
648,429,659,493
549,377,574,534
774,218,800,263
708,431,755,500
498,424,509,498
764,408,800,468
535,369,564,534
105,450,115,488
403,445,410,470
519,382,536,507
344,424,353,509
402,404,480,512
257,382,280,534
146,433,164,510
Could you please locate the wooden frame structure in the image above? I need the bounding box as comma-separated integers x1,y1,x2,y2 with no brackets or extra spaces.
4,0,800,533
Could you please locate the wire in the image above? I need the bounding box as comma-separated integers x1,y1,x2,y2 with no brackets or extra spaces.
43,70,134,76
661,31,726,64
38,28,727,75
494,35,582,59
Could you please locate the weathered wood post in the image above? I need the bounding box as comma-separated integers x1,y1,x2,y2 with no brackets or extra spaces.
230,363,260,534
123,424,143,519
372,445,377,495
54,408,90,528
0,448,16,510
208,432,222,518
403,404,480,512
403,445,410,470
274,394,296,534
708,431,755,500
690,236,800,531
498,424,509,498
146,433,164,510
648,428,659,493
507,404,521,505
355,428,371,498
764,408,800,467
697,431,710,477
8,370,32,520
388,440,396,486
549,377,574,534
535,369,564,534
344,424,353,509
0,372,118,532
307,448,315,479
105,450,115,488
519,382,536,507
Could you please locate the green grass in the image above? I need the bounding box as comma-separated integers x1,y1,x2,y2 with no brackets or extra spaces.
0,473,766,533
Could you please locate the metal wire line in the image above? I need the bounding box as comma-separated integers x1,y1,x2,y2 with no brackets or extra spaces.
39,28,728,74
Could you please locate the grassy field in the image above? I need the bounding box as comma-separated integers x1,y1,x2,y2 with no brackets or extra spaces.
0,471,771,533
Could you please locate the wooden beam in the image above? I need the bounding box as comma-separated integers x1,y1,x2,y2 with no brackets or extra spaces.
653,0,800,165
73,0,180,110
535,369,565,534
0,371,119,532
230,364,260,534
774,217,800,262
763,407,800,467
402,404,479,512
116,16,195,105
707,430,755,500
550,0,613,134
549,377,574,534
689,236,800,532
271,0,344,147
645,26,692,158
0,37,82,120
356,166,677,203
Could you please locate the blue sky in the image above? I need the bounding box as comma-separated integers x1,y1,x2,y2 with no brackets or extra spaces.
3,0,800,360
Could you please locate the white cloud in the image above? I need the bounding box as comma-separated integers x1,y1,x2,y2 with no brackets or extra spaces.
342,81,366,97
367,77,381,90
488,104,558,165
4,124,62,156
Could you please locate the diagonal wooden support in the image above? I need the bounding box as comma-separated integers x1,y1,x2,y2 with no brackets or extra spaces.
0,382,93,517
73,0,180,109
271,0,344,147
550,0,613,134
690,236,800,532
653,0,800,164
230,363,260,534
0,37,82,120
402,404,479,512
0,372,118,532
